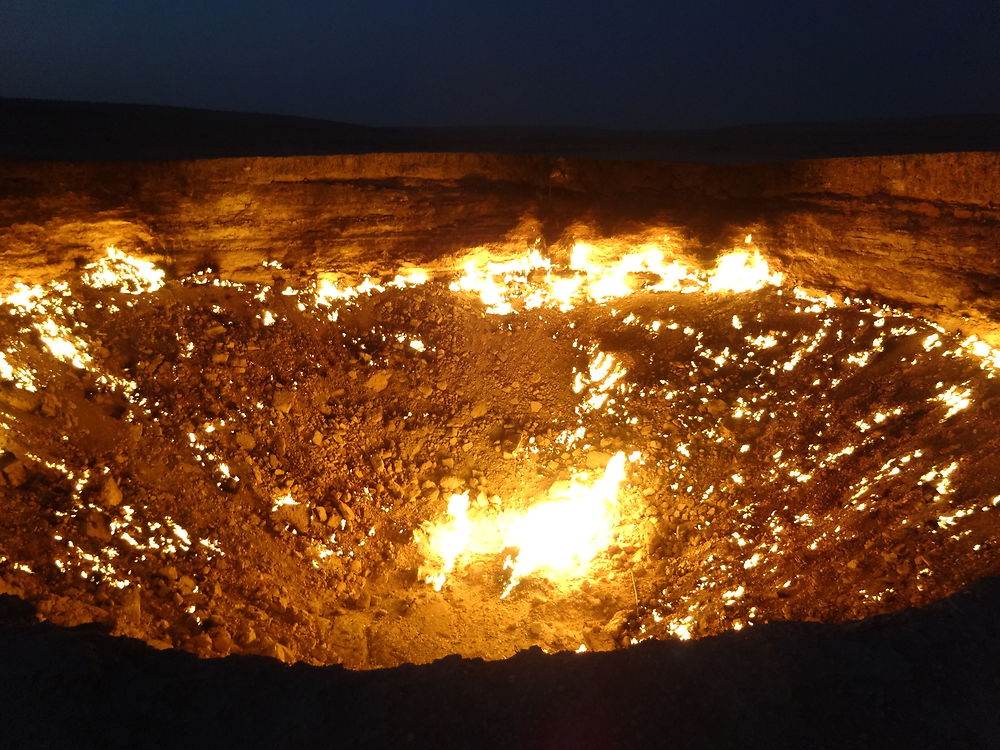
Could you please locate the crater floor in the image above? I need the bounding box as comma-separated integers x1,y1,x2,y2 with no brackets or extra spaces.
1,244,999,668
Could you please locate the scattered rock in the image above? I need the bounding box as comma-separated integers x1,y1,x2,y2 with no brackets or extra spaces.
210,626,234,653
335,500,356,522
586,450,612,470
190,632,213,655
83,510,112,542
235,622,257,646
604,609,630,637
273,435,287,456
501,429,524,454
275,502,310,533
439,475,464,491
352,592,372,609
1,458,27,488
705,398,728,418
272,390,297,414
527,621,545,637
121,587,142,621
366,371,391,393
236,431,257,450
99,475,122,507
40,391,60,417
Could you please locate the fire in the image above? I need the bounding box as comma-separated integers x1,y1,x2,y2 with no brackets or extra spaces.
571,243,692,302
423,492,474,591
422,238,782,598
35,318,91,369
423,452,629,594
501,451,627,596
707,249,783,293
573,350,628,412
82,246,165,294
449,239,782,316
937,385,972,419
449,250,552,315
314,267,428,306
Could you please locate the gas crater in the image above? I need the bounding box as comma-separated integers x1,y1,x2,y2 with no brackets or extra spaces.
2,231,999,669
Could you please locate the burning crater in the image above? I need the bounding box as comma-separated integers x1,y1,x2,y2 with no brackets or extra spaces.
2,206,1000,670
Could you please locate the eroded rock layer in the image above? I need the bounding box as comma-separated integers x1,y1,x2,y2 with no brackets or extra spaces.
2,151,999,339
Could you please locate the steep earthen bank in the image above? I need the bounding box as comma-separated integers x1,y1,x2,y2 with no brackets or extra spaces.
1,151,999,339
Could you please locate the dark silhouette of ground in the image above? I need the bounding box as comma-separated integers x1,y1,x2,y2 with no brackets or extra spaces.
1,577,999,749
2,97,1000,162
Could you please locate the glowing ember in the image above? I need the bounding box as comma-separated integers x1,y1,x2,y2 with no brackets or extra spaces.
937,384,972,419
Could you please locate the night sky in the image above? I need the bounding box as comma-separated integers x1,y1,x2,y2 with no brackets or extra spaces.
1,0,998,129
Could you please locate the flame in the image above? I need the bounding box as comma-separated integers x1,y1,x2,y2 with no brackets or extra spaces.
314,268,427,307
501,451,627,596
12,237,998,644
448,241,782,316
424,492,474,591
449,250,552,315
937,385,972,419
573,350,628,412
391,268,430,287
707,249,783,293
83,246,165,294
571,243,692,302
315,276,383,303
423,452,629,594
0,351,38,391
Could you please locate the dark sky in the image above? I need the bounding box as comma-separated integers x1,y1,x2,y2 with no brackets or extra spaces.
1,0,998,129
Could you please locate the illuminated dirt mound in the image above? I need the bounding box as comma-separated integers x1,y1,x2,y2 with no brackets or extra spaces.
2,235,1000,669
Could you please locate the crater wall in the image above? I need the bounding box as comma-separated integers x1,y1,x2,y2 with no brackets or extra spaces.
1,151,998,339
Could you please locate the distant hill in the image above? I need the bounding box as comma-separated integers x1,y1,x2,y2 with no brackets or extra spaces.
1,97,999,162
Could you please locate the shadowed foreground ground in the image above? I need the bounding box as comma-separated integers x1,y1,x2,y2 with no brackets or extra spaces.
1,577,998,749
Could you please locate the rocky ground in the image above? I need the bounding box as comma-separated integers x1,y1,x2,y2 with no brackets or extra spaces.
1,246,1000,669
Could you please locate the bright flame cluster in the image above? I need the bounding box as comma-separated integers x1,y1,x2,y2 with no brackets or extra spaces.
82,247,165,294
449,238,782,315
423,452,628,595
314,269,428,305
